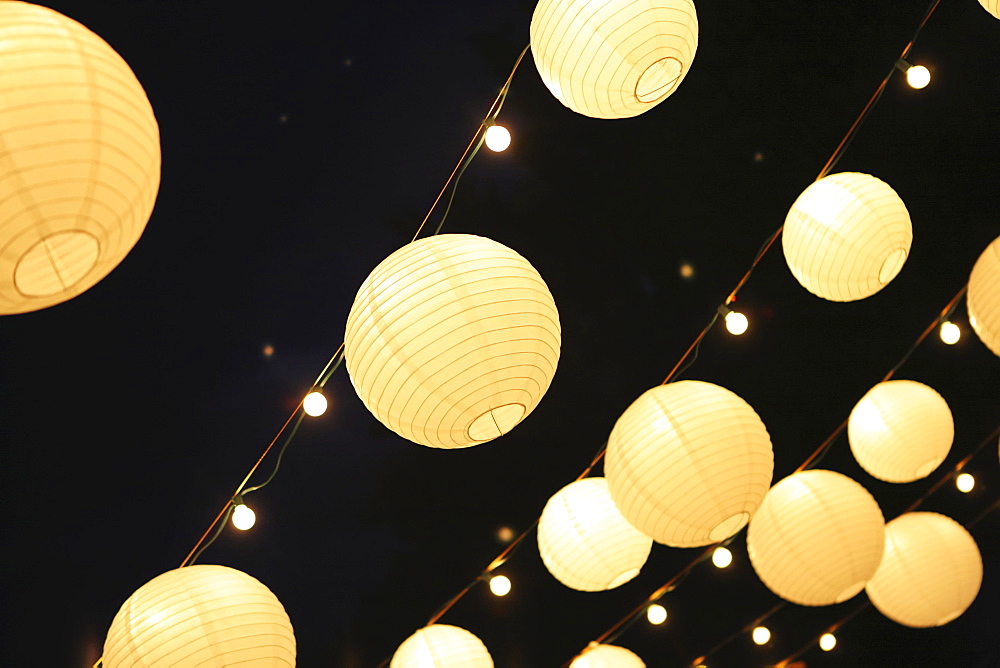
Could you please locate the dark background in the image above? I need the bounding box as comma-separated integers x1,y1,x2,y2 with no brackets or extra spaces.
1,1,997,666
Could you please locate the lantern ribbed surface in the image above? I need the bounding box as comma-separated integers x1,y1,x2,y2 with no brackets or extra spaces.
345,234,560,449
747,470,885,606
103,564,295,667
0,1,160,314
570,643,645,668
782,172,911,302
538,477,653,591
979,0,1000,19
391,624,493,668
848,380,953,482
967,235,1000,357
529,0,698,119
605,380,774,547
866,512,983,628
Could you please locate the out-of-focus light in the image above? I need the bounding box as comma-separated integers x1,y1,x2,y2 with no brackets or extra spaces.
232,503,256,531
819,632,837,651
262,343,275,359
489,575,511,597
940,321,960,345
725,311,749,335
752,626,771,646
646,603,668,625
956,472,975,493
497,526,515,543
906,65,931,89
679,262,695,280
303,390,328,417
712,546,733,568
484,124,511,152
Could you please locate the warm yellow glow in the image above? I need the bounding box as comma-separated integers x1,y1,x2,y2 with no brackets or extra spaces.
497,526,515,543
819,633,837,651
712,546,733,568
956,472,975,493
906,65,931,89
489,575,511,597
303,391,328,417
646,603,668,625
752,626,771,645
724,311,749,335
391,625,493,667
232,504,256,531
940,321,961,345
484,125,511,152
679,262,695,279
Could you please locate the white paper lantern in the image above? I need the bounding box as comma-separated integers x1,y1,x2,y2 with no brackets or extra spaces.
538,477,653,591
979,1,1000,20
866,512,983,627
391,624,493,668
0,1,160,314
530,0,698,119
605,380,773,547
570,643,645,668
848,380,953,482
967,235,1000,357
345,234,560,449
747,470,885,606
103,564,295,666
782,172,911,302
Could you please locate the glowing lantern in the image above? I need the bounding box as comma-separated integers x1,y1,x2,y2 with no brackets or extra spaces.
0,2,160,315
103,565,295,666
570,643,645,668
605,381,773,547
391,624,493,668
747,470,885,606
979,1,1000,20
344,234,560,449
866,512,982,627
530,0,698,119
967,235,1000,357
537,477,652,591
848,380,953,482
782,172,911,302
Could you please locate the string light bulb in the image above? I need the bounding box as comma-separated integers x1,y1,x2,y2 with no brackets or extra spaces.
752,626,771,645
905,65,931,89
489,574,511,597
231,502,256,531
302,390,328,417
712,546,733,568
484,124,511,152
646,603,668,625
955,472,975,493
724,310,749,335
819,633,837,651
939,321,961,345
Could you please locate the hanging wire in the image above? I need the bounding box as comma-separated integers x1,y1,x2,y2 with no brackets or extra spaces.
689,600,786,667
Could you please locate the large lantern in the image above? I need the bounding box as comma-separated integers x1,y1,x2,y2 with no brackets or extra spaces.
570,643,646,668
345,234,560,449
537,477,653,591
747,470,885,606
848,380,953,482
530,0,698,119
967,235,1000,357
605,381,773,547
782,172,911,301
0,1,160,314
866,512,983,627
103,565,295,666
979,1,1000,19
391,624,493,668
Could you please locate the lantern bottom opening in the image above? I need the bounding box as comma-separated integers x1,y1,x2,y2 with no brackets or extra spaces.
467,403,526,441
708,511,751,542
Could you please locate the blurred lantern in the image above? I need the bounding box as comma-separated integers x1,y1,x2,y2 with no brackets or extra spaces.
747,470,885,606
848,380,953,482
979,1,1000,19
344,234,560,449
538,477,652,591
0,2,160,315
530,0,698,119
391,624,493,668
606,381,773,547
967,235,1000,357
103,565,295,666
782,172,911,301
866,512,982,627
570,642,646,668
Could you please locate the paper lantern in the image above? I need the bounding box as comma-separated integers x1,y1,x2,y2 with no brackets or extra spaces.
345,234,560,449
866,512,983,627
570,643,645,668
979,1,1000,20
537,477,653,591
967,235,1000,357
747,470,885,606
530,0,698,119
605,380,773,547
103,564,295,666
0,1,160,314
391,624,493,668
782,172,911,301
848,380,953,482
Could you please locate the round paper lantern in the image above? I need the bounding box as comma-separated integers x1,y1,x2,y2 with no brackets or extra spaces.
979,1,1000,20
530,0,698,119
103,564,295,666
344,234,560,449
848,380,953,482
605,380,774,547
747,470,885,606
782,172,911,301
570,643,645,668
866,512,983,627
391,624,493,668
537,477,653,591
0,1,160,314
967,235,1000,357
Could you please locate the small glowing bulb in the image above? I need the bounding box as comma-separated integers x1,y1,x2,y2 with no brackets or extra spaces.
496,526,515,543
819,632,837,651
679,262,695,280
752,626,771,646
646,604,668,625
955,472,975,493
303,390,328,417
712,546,733,568
484,124,511,152
725,311,749,335
489,574,511,597
232,504,256,531
906,65,931,89
940,321,960,345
